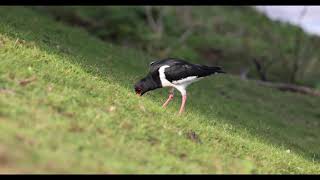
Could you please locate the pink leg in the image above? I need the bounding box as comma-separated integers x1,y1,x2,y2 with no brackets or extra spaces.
179,95,187,115
162,93,174,108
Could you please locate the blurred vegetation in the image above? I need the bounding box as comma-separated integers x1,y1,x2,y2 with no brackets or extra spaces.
1,7,320,173
33,6,320,88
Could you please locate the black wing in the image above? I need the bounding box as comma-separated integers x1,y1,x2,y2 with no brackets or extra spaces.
149,58,224,82
149,58,190,73
164,62,224,82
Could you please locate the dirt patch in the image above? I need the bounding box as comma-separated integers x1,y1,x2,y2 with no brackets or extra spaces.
50,105,75,118
219,90,231,99
119,121,133,130
0,150,10,166
147,136,160,146
14,38,26,46
19,76,37,86
96,127,104,134
185,130,202,144
62,112,75,118
0,88,15,95
68,123,85,133
179,153,188,160
15,134,37,147
0,145,29,173
0,37,5,47
8,73,16,80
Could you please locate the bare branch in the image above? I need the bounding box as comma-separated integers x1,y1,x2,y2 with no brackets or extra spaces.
291,6,309,83
145,6,158,32
298,6,308,24
254,79,320,97
144,6,164,38
252,58,267,81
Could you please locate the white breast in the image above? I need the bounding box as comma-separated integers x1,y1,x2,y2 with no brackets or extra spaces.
158,65,203,96
158,65,172,87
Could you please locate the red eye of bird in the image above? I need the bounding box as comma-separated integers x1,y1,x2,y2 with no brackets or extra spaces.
135,88,142,94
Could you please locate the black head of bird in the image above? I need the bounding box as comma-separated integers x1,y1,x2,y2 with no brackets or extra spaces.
134,74,161,96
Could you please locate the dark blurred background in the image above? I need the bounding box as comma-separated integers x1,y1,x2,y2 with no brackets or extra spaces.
32,6,320,90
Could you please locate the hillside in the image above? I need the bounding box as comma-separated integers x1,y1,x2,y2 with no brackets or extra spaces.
0,7,320,173
33,6,320,88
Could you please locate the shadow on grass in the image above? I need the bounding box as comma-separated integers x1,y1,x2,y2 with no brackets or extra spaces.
1,7,320,164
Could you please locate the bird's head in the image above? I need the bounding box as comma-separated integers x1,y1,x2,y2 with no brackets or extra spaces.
134,78,149,96
134,80,149,96
134,75,159,96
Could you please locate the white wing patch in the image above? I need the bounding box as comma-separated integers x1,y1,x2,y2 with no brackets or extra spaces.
172,76,198,85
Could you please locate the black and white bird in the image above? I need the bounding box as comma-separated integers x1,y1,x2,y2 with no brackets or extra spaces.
134,58,225,115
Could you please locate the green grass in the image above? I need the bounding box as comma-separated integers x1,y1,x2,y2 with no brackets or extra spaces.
0,7,320,173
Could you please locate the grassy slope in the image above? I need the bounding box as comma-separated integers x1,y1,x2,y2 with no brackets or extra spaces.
0,7,320,173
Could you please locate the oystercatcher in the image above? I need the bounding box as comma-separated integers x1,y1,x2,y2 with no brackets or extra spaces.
134,58,225,115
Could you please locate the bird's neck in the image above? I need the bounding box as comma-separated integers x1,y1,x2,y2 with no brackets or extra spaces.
144,74,161,91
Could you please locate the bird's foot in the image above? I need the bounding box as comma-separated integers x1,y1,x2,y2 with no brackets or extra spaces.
162,94,174,108
178,108,185,115
178,95,187,115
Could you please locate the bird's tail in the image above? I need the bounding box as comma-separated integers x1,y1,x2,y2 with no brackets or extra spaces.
208,66,226,74
198,65,226,75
